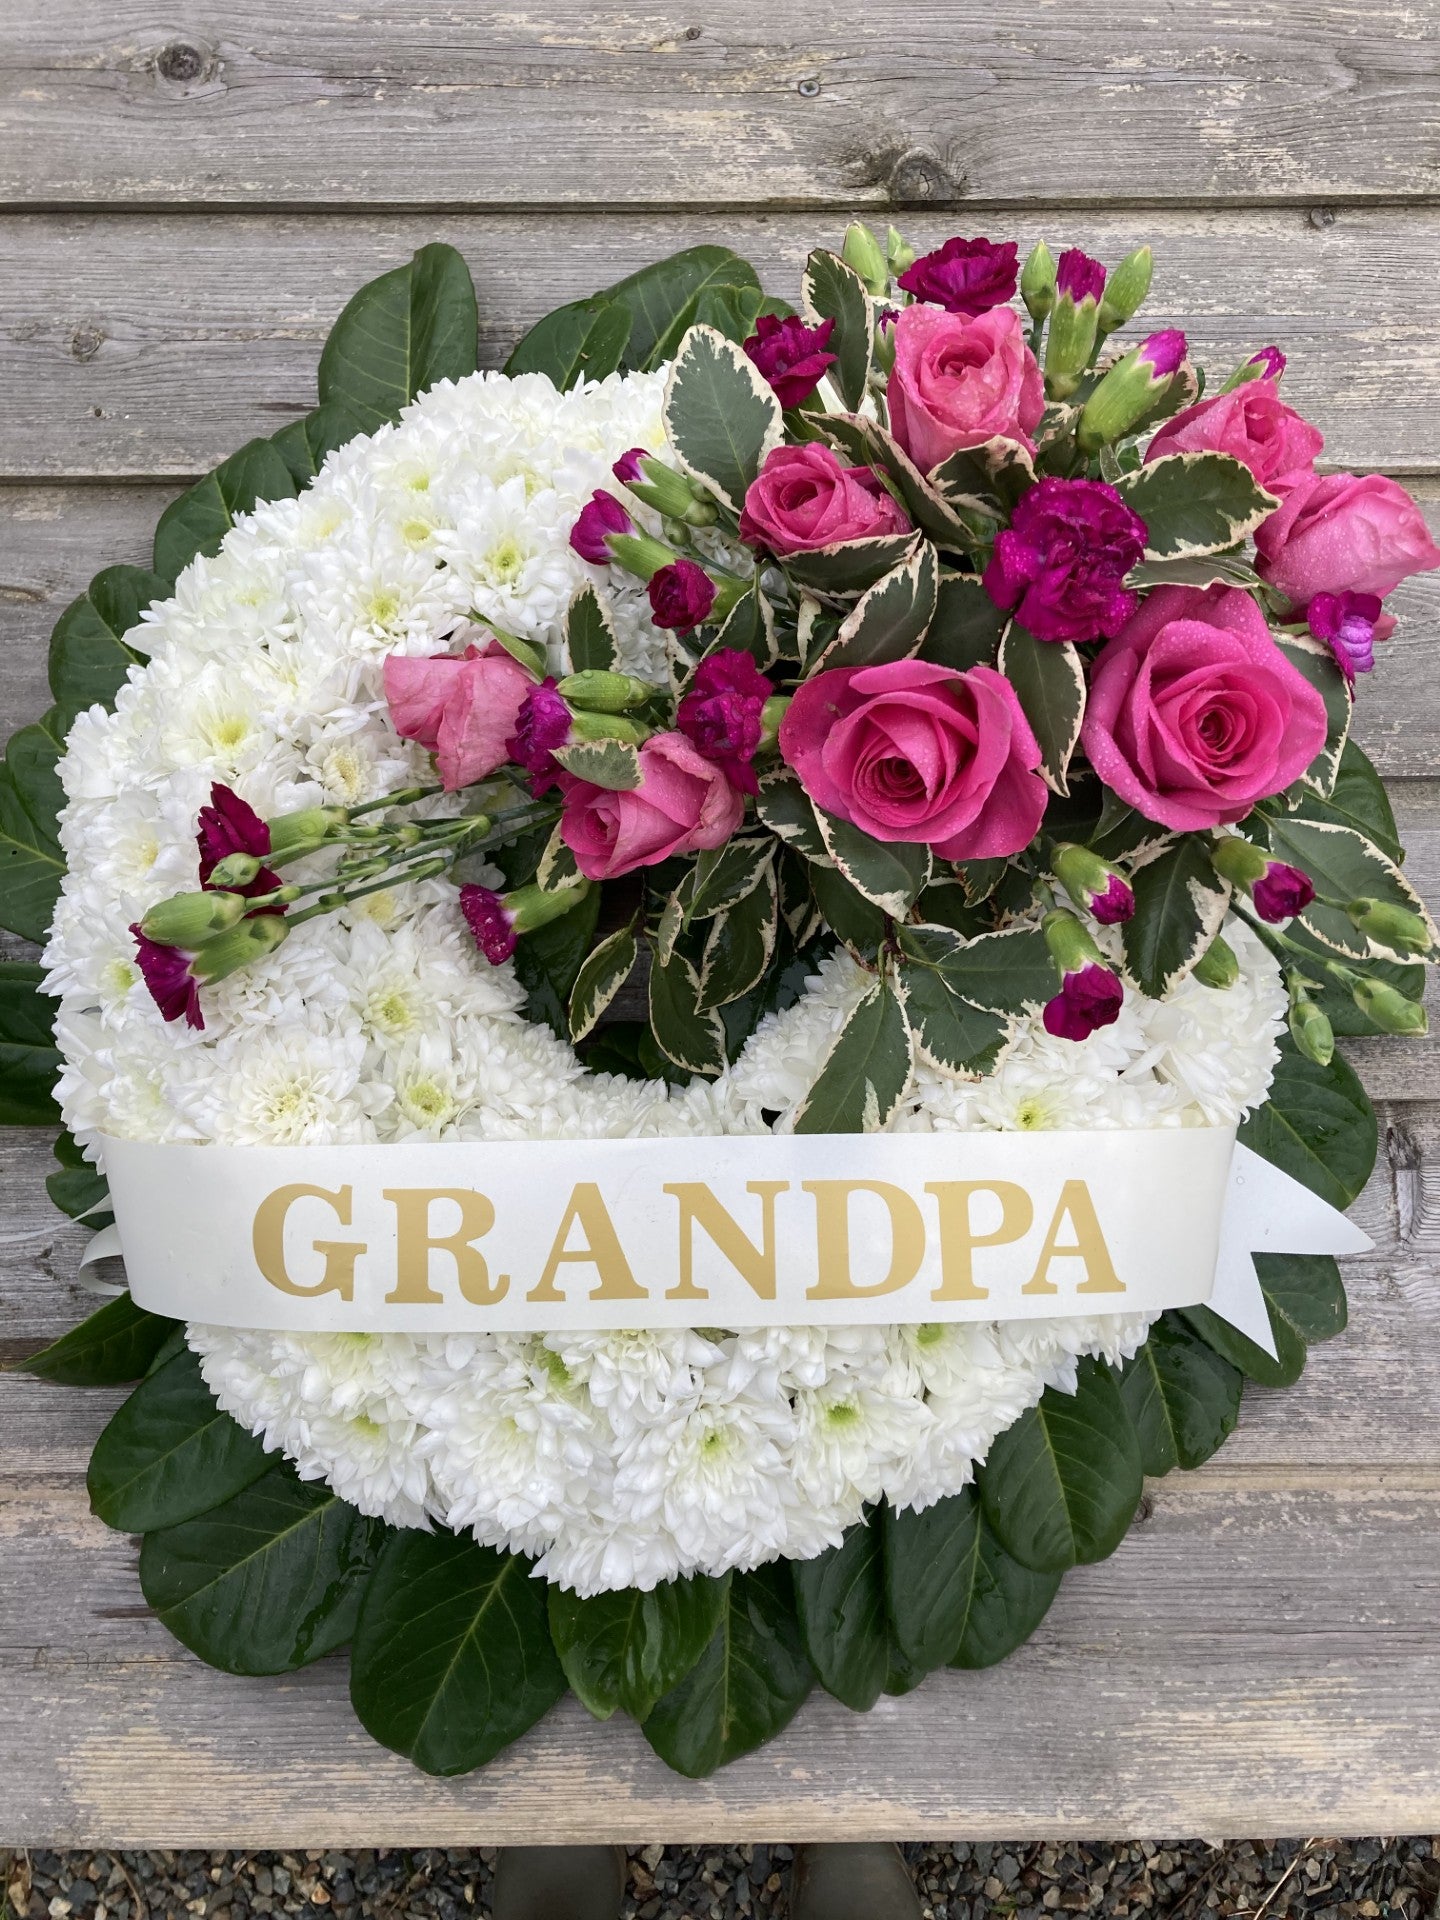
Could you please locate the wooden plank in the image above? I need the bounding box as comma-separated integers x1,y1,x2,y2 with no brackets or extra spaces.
4,208,1440,481
5,477,1438,778
1,1472,1437,1844
3,2,1438,210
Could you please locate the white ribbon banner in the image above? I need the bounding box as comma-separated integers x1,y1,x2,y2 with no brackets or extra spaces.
83,1127,1371,1359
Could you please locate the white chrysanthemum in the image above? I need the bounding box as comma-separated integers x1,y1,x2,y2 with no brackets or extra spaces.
47,362,1289,1594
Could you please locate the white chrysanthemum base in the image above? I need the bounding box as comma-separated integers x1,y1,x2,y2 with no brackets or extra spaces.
43,365,1287,1594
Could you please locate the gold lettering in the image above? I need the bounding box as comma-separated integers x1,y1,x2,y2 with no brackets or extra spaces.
528,1182,645,1303
803,1180,926,1301
663,1181,788,1301
925,1180,1034,1301
253,1184,362,1300
383,1188,505,1307
1023,1180,1124,1295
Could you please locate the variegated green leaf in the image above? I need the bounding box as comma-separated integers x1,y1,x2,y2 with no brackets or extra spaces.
663,325,784,512
997,625,1085,795
551,738,642,791
1121,837,1231,998
793,979,913,1134
816,810,930,918
801,249,873,412
568,922,640,1041
1112,452,1279,560
811,543,939,675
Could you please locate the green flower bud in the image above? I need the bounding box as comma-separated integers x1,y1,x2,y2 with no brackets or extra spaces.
1051,844,1135,925
506,879,593,936
1075,330,1189,453
139,889,249,948
555,670,655,713
615,451,717,527
758,694,792,752
1346,897,1435,956
1350,974,1429,1035
1209,836,1271,890
1287,976,1334,1067
268,806,345,855
606,531,678,583
1192,934,1240,990
886,225,917,278
206,852,264,889
842,220,890,296
1097,246,1153,333
567,709,651,747
1044,299,1101,400
189,912,291,983
1042,908,1105,977
1020,242,1057,323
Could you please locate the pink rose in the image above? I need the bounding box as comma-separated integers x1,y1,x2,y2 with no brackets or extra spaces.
779,659,1047,862
1082,586,1329,832
1254,470,1440,606
1145,381,1323,501
887,303,1045,474
383,642,532,792
559,731,745,880
738,443,912,555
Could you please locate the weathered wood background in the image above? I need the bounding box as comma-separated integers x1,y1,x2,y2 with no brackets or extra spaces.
3,0,1439,1847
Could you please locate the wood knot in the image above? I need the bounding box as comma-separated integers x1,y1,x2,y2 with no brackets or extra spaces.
888,149,959,206
70,323,104,363
154,40,214,85
1309,205,1338,230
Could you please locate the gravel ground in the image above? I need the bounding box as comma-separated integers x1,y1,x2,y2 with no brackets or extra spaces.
3,1841,1438,1920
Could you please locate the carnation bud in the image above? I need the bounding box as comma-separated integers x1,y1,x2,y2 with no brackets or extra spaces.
188,912,290,983
206,852,264,888
1097,246,1153,333
1349,973,1428,1035
758,694,792,752
460,878,592,965
605,529,681,583
268,806,346,855
612,450,717,527
842,220,890,296
1040,912,1125,1042
886,225,917,278
1020,241,1057,323
139,889,250,947
1042,907,1106,978
1193,934,1240,990
1076,330,1189,452
1212,838,1315,924
1209,835,1271,889
1287,976,1335,1067
1346,897,1435,956
1044,251,1107,398
1218,346,1287,394
555,670,655,713
566,708,652,747
1051,844,1135,925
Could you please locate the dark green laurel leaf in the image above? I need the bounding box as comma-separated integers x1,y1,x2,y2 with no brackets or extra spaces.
21,1292,178,1387
548,1572,729,1723
1117,1315,1243,1475
318,242,478,431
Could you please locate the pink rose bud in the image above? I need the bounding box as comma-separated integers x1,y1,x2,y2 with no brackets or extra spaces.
1043,962,1126,1042
1306,589,1385,685
559,731,745,881
1253,862,1317,924
570,490,635,565
982,478,1147,643
1255,471,1440,606
779,659,1047,862
888,304,1046,470
676,649,775,794
738,442,912,554
1146,379,1322,502
1082,586,1330,832
648,558,718,631
896,235,1019,317
384,643,534,792
743,313,838,409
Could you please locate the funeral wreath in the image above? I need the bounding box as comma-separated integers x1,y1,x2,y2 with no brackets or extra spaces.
4,225,1436,1777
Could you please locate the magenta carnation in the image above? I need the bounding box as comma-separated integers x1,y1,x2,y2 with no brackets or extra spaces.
649,559,717,631
459,884,519,965
570,490,634,565
195,782,283,907
982,477,1148,643
743,314,837,409
131,926,204,1030
1043,962,1124,1042
1251,862,1316,924
1055,249,1106,304
676,649,774,794
897,236,1019,317
508,678,573,791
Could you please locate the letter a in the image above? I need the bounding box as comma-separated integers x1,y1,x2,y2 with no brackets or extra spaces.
529,1182,646,1303
1023,1180,1124,1295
